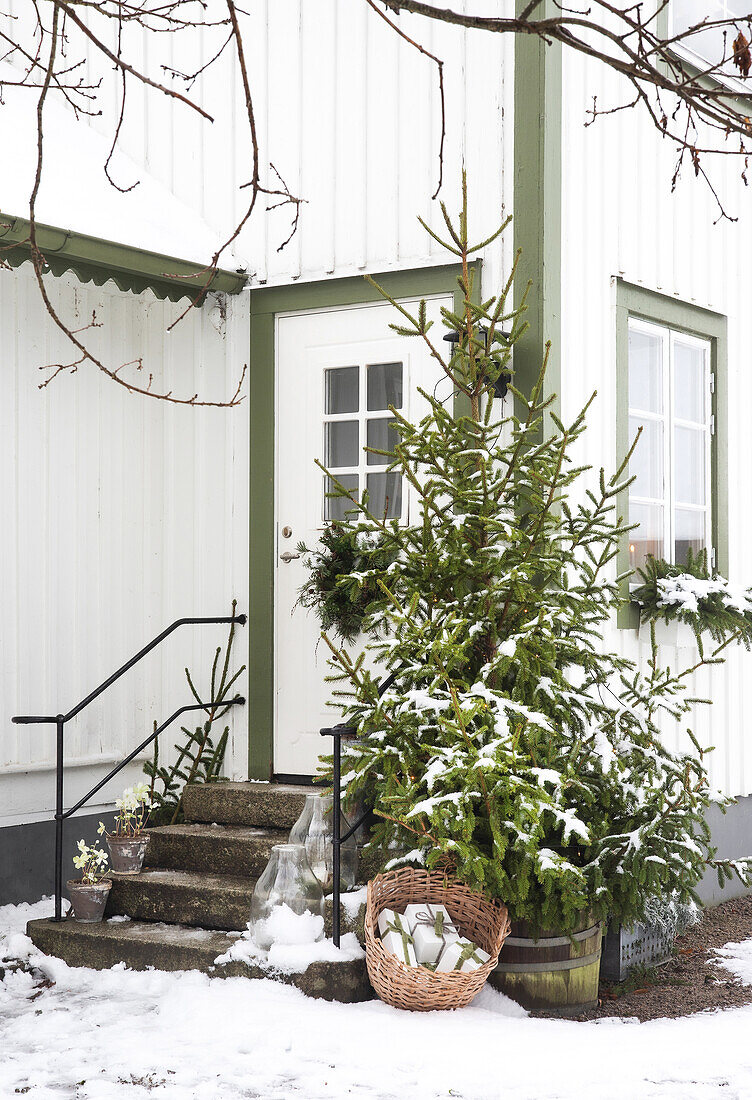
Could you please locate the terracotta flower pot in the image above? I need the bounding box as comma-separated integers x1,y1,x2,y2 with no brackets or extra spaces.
67,879,112,923
106,833,150,875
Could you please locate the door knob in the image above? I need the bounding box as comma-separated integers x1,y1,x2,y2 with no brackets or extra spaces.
279,551,301,563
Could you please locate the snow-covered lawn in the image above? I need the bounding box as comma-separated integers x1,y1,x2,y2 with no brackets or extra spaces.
3,899,752,1100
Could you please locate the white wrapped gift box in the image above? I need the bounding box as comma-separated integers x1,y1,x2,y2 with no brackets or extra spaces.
381,928,417,967
435,937,490,973
405,904,460,965
377,907,410,939
403,902,459,937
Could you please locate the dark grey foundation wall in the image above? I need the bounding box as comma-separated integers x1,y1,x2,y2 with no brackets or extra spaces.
697,793,752,906
0,812,105,907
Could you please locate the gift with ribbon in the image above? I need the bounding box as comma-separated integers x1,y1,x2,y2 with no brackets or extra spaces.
380,912,417,967
406,905,460,965
436,936,491,973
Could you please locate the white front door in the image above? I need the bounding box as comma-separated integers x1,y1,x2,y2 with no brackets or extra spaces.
274,295,451,776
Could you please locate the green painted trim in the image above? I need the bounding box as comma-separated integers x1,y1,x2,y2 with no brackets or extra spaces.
0,213,246,301
615,279,729,629
247,263,472,779
513,0,562,419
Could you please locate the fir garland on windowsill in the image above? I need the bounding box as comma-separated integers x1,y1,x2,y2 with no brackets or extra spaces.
632,550,752,649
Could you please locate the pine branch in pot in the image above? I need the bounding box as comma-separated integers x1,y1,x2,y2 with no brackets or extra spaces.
103,782,151,875
67,839,111,922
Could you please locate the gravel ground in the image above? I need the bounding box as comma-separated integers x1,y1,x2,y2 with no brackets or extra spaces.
577,894,752,1022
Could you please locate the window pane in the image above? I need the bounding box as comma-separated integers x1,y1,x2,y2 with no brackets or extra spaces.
629,502,665,573
367,362,403,411
367,472,402,519
326,366,359,414
672,2,736,67
366,418,399,464
675,508,706,569
674,425,706,506
674,339,706,423
629,326,663,414
325,474,359,522
325,421,359,468
630,415,664,499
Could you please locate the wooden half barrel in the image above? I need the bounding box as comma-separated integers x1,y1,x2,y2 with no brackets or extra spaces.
489,915,602,1016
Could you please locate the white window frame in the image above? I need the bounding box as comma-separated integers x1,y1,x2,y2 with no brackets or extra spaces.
628,317,713,571
669,1,750,94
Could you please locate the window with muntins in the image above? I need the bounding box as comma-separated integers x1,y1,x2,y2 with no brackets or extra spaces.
628,318,713,573
670,2,748,78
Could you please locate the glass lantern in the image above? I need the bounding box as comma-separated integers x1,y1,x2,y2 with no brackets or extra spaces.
289,792,358,892
249,843,325,950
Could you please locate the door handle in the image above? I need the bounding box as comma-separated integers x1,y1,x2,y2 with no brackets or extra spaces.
279,551,301,563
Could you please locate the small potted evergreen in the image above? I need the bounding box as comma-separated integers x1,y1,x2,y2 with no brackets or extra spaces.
102,782,151,875
67,839,111,922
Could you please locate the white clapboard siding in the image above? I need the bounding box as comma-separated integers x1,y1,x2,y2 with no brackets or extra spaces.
561,46,752,799
0,263,250,825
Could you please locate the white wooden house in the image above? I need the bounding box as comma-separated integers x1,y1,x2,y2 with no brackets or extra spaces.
2,1,751,906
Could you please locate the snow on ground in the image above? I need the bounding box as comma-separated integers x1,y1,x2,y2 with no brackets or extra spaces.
3,899,752,1100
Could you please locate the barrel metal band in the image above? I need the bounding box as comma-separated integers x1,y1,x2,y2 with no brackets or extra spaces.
495,950,601,974
504,924,600,949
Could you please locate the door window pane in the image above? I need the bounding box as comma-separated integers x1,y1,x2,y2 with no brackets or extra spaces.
629,502,665,573
629,327,663,413
674,425,705,506
675,508,706,569
367,472,402,519
366,418,399,464
367,362,403,411
674,339,706,423
630,416,664,499
326,366,359,414
325,474,359,522
325,421,359,468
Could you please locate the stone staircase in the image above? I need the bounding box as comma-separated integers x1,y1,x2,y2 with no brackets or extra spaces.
26,783,371,1002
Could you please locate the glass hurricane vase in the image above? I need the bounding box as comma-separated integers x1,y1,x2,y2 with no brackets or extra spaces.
249,843,325,951
289,792,358,893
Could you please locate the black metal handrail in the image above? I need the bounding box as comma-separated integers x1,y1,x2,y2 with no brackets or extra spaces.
13,613,247,922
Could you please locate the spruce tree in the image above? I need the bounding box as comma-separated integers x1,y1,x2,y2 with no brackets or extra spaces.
306,179,751,935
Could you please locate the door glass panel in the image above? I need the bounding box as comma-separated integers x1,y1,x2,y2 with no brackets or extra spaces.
674,425,705,506
367,362,403,411
325,366,359,414
629,326,663,413
674,339,706,423
630,416,664,499
629,502,664,573
325,421,359,468
367,472,402,519
674,508,706,568
325,474,359,522
366,418,399,464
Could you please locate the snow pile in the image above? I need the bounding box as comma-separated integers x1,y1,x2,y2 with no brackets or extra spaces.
253,903,325,948
215,928,365,975
338,885,368,919
5,898,752,1099
655,574,752,617
713,939,752,986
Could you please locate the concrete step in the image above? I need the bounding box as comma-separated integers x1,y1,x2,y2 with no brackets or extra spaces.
106,869,254,931
145,823,285,877
105,868,367,940
182,782,310,829
26,918,372,1002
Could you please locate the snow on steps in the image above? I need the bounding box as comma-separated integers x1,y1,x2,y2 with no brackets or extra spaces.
25,918,371,1003
25,784,370,1000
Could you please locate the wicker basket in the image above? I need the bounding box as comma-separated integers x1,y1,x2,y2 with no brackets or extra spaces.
365,867,511,1012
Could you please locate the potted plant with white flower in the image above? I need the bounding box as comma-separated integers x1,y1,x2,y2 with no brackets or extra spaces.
68,839,111,922
102,781,151,875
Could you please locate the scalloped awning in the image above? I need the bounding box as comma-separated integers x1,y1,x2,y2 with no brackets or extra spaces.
0,214,247,302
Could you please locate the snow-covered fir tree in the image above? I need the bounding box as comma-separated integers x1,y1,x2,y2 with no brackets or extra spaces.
304,180,751,935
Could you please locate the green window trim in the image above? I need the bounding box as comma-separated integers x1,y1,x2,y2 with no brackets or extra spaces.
615,279,728,629
247,262,478,780
0,213,247,301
